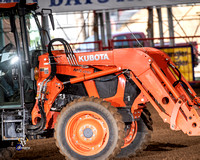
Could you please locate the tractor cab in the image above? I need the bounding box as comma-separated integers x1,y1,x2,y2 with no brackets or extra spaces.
0,1,49,144
0,2,45,109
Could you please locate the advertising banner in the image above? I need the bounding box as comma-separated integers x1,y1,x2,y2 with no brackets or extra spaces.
1,0,200,12
159,46,194,81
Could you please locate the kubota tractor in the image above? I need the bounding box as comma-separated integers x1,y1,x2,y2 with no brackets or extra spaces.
0,1,200,160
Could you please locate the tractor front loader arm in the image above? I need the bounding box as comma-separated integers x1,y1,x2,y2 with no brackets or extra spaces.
112,47,200,136
68,47,200,136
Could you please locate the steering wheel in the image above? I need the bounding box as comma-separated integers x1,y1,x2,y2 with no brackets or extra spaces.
0,43,14,54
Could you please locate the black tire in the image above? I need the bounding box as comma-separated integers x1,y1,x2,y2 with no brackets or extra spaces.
54,97,125,160
117,110,152,158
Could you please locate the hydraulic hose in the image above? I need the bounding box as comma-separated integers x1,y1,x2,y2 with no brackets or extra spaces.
169,63,190,92
27,39,59,135
27,38,75,135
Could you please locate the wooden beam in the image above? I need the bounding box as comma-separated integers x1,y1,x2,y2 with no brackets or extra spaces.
147,8,154,47
157,8,164,47
167,7,175,46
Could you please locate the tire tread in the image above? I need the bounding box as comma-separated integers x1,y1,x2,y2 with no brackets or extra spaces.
54,97,125,160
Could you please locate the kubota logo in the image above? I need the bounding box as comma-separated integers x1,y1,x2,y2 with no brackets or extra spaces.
79,54,109,62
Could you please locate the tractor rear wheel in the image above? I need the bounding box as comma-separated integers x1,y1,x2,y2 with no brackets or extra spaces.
54,97,125,160
117,110,152,158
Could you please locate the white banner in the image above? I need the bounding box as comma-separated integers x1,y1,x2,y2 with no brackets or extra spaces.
2,0,200,12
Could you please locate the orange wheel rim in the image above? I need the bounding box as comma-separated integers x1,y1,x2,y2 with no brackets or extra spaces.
121,121,137,148
65,111,109,156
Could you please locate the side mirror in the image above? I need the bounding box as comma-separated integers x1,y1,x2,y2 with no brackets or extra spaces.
41,9,55,30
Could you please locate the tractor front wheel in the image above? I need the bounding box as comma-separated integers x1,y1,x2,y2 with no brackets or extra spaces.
54,97,125,160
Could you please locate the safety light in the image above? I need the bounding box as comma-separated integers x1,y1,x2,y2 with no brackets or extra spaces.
34,67,39,81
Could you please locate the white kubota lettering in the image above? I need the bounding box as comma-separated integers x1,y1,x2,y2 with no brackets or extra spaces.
79,56,84,62
90,55,94,61
84,56,89,61
79,54,109,62
95,55,100,61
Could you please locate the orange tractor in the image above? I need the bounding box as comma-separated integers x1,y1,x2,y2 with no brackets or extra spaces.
0,1,200,160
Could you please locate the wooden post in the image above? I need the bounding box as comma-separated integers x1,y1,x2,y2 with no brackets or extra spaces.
93,11,99,51
157,8,164,47
167,7,175,46
80,12,86,41
99,12,106,47
147,7,154,47
106,12,112,41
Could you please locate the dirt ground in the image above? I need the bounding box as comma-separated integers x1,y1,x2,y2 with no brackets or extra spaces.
13,89,200,160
